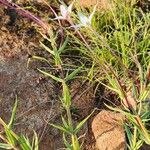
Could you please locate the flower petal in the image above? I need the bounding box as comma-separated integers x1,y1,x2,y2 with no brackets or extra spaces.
67,2,73,13
89,4,97,23
60,5,67,18
78,12,88,26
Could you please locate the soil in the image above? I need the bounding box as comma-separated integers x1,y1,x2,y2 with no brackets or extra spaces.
0,2,97,150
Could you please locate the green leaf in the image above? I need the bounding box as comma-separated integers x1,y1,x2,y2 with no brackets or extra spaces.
58,36,69,54
63,133,72,150
99,81,120,95
141,111,150,120
71,135,80,150
134,140,143,150
124,124,133,146
65,66,83,82
40,42,55,55
0,118,18,141
33,131,39,150
62,82,71,107
38,69,63,83
74,109,94,134
139,90,149,101
54,51,62,66
50,124,71,135
61,116,69,129
8,96,18,129
31,55,50,64
0,143,13,149
139,127,150,145
105,104,131,116
5,128,16,146
18,135,31,150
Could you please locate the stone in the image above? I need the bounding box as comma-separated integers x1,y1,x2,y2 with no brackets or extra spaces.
92,110,126,150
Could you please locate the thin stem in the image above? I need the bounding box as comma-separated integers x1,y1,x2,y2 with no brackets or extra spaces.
0,0,49,32
133,126,137,148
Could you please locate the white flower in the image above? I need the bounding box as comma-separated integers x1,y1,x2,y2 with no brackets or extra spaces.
74,4,97,28
54,1,74,20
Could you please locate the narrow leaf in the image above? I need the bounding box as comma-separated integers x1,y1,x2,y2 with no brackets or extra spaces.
72,135,80,150
18,135,31,150
58,36,69,54
38,69,63,83
40,42,55,55
50,124,71,134
63,133,72,149
65,66,83,82
62,82,71,107
33,131,38,150
8,97,18,129
31,55,50,64
124,124,133,146
5,128,16,146
74,109,94,134
0,143,13,149
61,116,69,129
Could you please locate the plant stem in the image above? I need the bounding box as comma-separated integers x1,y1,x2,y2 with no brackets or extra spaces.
0,0,49,31
133,126,137,148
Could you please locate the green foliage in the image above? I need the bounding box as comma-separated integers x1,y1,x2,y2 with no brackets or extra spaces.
37,0,149,149
57,1,149,149
0,97,39,150
38,65,92,149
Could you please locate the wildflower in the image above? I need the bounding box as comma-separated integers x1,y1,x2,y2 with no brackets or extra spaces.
76,4,97,28
54,1,74,20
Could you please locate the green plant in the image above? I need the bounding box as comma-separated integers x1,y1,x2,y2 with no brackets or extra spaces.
0,97,39,150
50,0,150,149
38,67,94,150
40,30,69,70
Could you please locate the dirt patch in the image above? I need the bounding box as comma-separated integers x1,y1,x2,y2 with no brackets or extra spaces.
71,80,95,118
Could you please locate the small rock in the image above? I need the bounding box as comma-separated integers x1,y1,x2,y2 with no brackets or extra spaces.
92,110,126,150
